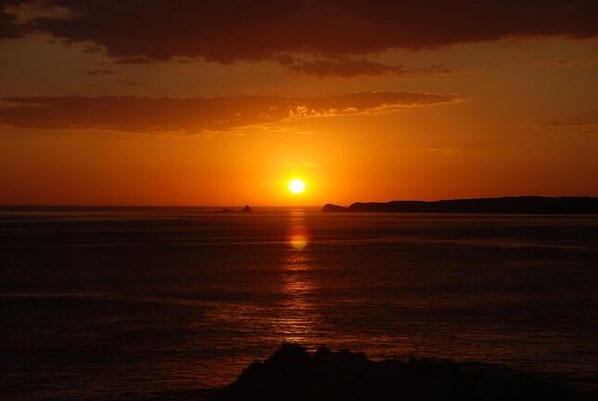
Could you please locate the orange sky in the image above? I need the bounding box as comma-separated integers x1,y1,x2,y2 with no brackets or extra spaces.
0,1,596,206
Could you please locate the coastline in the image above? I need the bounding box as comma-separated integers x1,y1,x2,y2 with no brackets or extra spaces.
323,196,598,214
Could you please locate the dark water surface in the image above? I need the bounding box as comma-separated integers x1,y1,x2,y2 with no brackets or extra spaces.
1,208,597,400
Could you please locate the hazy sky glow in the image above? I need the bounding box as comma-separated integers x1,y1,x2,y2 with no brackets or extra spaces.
1,1,596,205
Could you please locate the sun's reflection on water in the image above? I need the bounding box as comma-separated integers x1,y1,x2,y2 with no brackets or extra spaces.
274,209,320,344
289,232,308,251
287,209,309,252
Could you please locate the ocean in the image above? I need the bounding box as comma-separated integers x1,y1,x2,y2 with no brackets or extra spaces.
1,207,597,400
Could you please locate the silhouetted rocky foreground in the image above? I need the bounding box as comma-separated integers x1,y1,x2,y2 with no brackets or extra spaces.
216,344,593,401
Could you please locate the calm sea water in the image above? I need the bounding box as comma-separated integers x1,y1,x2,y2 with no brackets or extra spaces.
1,208,597,400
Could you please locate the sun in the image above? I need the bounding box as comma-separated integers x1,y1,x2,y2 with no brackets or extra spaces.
288,178,306,194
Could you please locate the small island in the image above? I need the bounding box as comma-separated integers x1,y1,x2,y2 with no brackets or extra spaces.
219,205,254,213
323,196,598,214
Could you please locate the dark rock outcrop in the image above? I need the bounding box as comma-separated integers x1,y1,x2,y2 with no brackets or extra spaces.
322,203,348,212
217,344,593,401
241,205,253,213
322,196,598,214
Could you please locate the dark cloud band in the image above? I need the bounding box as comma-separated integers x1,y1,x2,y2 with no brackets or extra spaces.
3,1,596,61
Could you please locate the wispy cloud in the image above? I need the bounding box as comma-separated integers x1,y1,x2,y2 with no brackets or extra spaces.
546,109,598,133
426,148,459,155
86,69,116,76
534,59,595,68
277,55,453,79
0,92,459,134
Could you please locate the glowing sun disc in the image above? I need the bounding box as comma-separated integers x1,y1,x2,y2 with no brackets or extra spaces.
288,178,306,194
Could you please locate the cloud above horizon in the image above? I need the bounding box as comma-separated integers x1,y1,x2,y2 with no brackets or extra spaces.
2,1,596,63
0,1,23,38
547,109,598,133
0,92,458,134
277,56,453,78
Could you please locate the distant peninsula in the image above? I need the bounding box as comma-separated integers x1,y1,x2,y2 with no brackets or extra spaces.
322,196,598,214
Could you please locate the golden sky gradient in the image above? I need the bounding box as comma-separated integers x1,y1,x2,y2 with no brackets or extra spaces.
0,1,596,206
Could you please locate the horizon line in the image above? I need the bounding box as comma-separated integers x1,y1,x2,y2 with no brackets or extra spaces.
0,204,323,209
1,195,597,209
